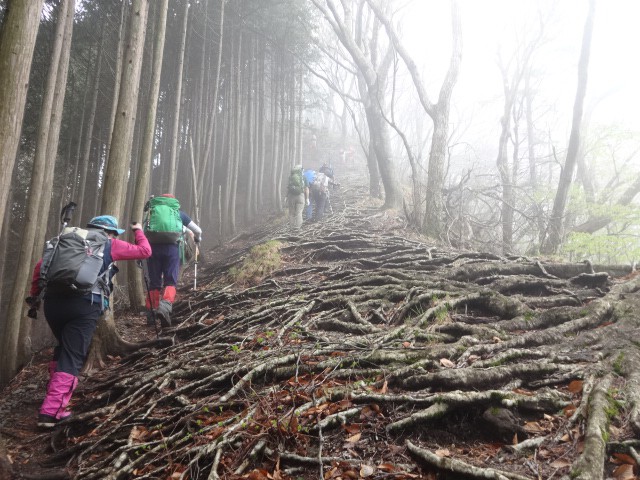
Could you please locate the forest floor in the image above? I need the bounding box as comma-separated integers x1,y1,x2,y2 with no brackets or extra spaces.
2,176,640,480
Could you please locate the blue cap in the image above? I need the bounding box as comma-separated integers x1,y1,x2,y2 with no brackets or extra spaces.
87,215,125,235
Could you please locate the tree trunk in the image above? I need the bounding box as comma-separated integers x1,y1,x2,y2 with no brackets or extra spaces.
86,0,150,370
166,0,190,194
0,0,44,242
76,28,105,225
542,0,595,254
127,0,168,310
100,0,150,219
0,0,72,386
96,0,128,218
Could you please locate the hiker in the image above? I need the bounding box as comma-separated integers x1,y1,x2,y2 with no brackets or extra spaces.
144,194,202,327
303,168,317,220
310,171,330,221
286,164,309,229
319,162,335,181
28,215,151,428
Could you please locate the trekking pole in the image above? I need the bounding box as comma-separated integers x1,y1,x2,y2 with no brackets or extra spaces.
138,260,160,338
59,202,77,231
193,245,199,290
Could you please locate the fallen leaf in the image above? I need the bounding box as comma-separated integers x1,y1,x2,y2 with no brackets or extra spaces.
492,336,502,343
402,341,411,348
360,465,375,477
467,354,480,364
512,432,518,445
343,424,361,434
377,463,397,472
346,433,361,443
342,470,358,479
523,421,544,432
612,463,635,480
612,453,636,465
550,459,571,469
567,380,583,394
435,448,450,457
440,358,455,368
513,388,534,396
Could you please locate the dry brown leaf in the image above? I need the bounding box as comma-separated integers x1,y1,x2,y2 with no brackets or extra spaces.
377,463,397,472
563,404,577,417
402,341,411,348
324,466,338,479
559,433,571,442
440,358,455,368
435,448,451,457
612,453,637,465
512,432,518,445
467,354,481,364
346,433,361,443
380,380,388,394
343,470,359,479
613,463,635,480
523,421,544,432
567,380,583,394
360,465,375,477
343,424,361,434
513,388,534,396
550,459,571,469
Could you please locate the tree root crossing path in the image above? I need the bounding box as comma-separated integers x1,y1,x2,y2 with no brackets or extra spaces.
15,183,640,480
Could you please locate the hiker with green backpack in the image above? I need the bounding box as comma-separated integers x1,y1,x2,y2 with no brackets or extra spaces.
286,164,309,229
143,194,202,327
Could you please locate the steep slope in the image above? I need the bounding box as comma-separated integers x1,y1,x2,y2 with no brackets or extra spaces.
4,180,640,480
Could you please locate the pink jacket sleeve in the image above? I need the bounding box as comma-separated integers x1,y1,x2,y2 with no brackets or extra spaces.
30,260,43,297
110,229,152,261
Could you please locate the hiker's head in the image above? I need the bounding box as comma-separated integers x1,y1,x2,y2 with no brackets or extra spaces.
160,193,176,198
87,215,125,236
294,164,303,172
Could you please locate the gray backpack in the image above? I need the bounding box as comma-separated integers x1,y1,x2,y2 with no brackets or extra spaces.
39,227,111,296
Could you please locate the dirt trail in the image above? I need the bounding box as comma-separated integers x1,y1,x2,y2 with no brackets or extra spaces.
2,178,640,480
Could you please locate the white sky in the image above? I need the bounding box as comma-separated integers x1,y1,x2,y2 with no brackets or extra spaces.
398,0,640,142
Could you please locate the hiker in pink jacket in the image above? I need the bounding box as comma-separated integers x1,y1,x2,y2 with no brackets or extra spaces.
28,215,151,428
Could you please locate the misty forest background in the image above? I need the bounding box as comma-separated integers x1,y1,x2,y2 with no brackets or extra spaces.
1,0,638,386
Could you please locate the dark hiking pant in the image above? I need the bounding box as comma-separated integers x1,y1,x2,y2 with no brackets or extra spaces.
148,243,181,289
43,296,102,376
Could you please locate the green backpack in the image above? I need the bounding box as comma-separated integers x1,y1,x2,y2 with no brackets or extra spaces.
144,196,183,244
287,169,304,196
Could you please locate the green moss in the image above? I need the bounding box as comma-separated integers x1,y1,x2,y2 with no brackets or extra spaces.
523,311,535,321
613,352,625,375
228,240,282,286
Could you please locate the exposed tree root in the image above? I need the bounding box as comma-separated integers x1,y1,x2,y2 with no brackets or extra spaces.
21,186,640,480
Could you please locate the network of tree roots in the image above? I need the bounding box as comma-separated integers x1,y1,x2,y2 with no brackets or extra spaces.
5,182,640,480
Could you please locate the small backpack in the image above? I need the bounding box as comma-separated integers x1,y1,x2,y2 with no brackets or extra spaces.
39,227,111,296
144,196,183,244
287,169,305,196
311,172,328,194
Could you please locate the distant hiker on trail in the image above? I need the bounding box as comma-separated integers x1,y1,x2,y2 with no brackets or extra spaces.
28,215,151,428
286,164,309,229
319,162,335,181
310,171,330,221
143,194,202,327
303,168,316,220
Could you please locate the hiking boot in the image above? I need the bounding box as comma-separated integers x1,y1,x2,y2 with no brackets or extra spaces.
37,412,72,429
37,414,58,429
156,300,173,327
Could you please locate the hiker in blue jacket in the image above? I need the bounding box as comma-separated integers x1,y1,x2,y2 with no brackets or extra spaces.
303,168,316,220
